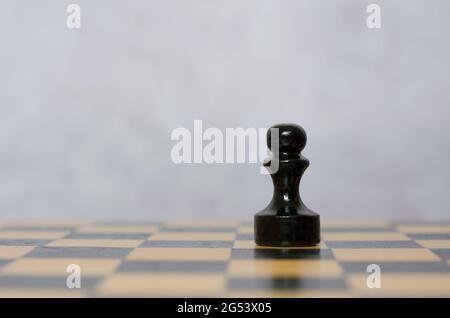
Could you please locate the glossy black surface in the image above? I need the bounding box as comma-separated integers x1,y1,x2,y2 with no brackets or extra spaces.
255,123,320,247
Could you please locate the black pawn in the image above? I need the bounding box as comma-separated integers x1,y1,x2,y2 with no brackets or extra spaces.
254,123,320,247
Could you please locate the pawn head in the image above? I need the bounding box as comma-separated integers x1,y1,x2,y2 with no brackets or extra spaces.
267,123,307,153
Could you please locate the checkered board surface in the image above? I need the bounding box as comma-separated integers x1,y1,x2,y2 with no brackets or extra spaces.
0,220,450,297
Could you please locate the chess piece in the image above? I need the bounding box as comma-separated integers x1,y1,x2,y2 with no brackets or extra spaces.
254,123,320,247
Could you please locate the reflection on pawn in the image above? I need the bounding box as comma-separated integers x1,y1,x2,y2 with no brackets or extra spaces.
254,123,321,247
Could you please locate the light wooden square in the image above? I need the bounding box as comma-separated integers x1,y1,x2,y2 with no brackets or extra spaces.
2,258,121,276
0,288,85,298
417,240,450,249
0,246,35,259
78,225,157,234
46,239,143,248
237,226,253,234
228,259,342,278
96,273,225,296
127,247,231,261
333,248,440,262
347,273,450,296
164,220,239,228
0,231,68,239
322,220,391,229
323,232,409,241
397,225,450,234
149,232,235,241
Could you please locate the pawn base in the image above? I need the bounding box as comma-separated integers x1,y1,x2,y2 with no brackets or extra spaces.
254,213,320,247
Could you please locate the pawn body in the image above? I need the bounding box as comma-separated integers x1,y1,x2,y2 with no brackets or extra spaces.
254,124,320,247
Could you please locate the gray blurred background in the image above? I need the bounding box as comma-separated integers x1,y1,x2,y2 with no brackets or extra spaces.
1,0,449,220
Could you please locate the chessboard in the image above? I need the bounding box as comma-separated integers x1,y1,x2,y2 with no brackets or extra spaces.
0,220,449,297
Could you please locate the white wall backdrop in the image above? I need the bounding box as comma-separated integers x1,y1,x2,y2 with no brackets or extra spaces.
1,0,449,220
